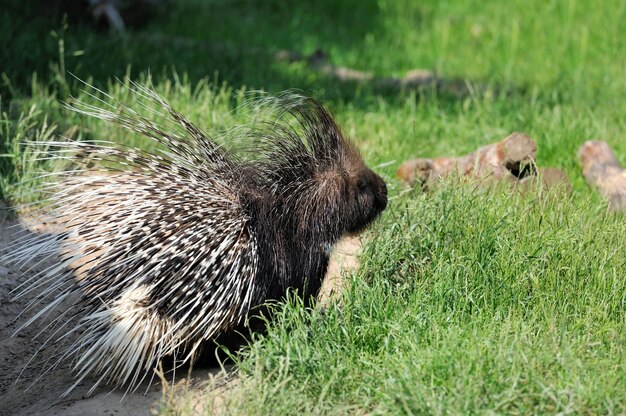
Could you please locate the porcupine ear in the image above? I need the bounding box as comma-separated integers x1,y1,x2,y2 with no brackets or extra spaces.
4,80,262,395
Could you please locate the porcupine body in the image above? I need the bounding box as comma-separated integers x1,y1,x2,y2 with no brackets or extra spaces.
7,84,387,395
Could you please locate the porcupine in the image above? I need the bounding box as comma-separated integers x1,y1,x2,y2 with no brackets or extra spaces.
6,83,387,395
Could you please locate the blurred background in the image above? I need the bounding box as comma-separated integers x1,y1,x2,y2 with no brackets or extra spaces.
1,0,625,197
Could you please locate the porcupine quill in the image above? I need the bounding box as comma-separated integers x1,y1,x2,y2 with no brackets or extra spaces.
4,81,388,396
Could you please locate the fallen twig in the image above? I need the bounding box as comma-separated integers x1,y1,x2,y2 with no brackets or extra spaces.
579,141,626,211
397,132,537,188
397,132,571,193
137,34,467,93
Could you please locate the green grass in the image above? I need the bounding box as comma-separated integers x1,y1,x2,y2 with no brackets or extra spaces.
185,186,625,415
1,0,625,414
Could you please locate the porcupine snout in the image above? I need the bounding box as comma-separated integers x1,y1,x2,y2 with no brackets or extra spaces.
369,170,388,211
346,167,388,235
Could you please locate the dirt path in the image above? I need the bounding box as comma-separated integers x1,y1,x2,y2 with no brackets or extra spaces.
0,213,360,415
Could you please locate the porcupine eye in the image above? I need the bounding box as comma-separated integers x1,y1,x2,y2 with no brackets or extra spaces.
345,168,388,234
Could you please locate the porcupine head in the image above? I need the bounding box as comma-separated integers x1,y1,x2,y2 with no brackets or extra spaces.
246,95,388,306
6,85,387,394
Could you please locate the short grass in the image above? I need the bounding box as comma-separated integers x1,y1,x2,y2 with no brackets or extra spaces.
1,0,625,414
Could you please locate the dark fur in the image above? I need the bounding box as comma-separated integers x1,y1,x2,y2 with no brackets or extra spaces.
244,98,387,304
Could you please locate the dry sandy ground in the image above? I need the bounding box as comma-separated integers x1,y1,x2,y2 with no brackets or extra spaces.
0,211,360,416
